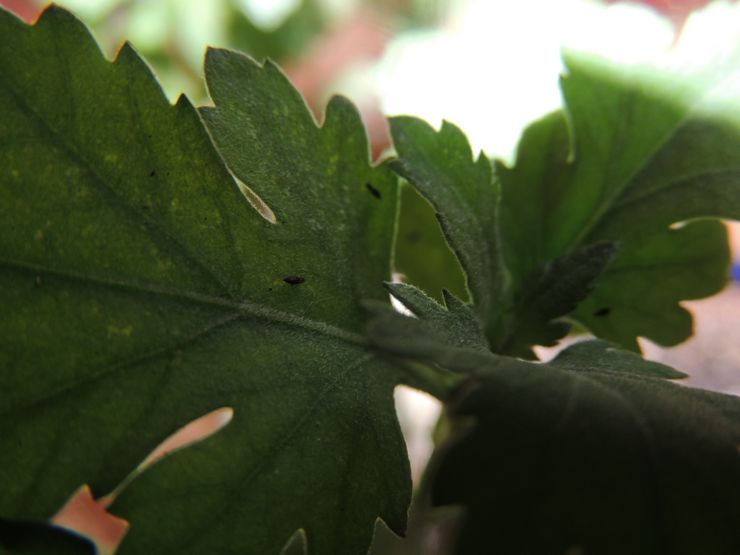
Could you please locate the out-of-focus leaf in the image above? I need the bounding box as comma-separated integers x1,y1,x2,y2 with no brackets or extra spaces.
394,184,467,302
429,341,740,554
497,53,740,350
492,242,617,357
226,0,326,62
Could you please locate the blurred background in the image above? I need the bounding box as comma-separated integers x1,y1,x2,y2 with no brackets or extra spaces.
3,0,740,553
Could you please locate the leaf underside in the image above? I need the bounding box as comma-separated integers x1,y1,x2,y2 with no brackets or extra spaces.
0,519,95,555
368,294,740,554
0,7,410,554
433,346,740,555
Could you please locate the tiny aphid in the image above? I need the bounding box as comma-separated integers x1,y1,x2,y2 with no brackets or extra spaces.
365,182,381,199
283,276,305,285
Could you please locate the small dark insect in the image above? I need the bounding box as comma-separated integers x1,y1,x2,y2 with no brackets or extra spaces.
283,276,305,285
365,182,381,199
149,170,156,177
594,307,611,317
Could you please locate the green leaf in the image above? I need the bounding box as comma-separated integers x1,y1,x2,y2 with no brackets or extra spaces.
366,284,494,377
393,184,467,303
368,283,488,358
389,118,618,358
429,343,740,554
0,7,410,554
0,519,94,555
389,117,504,319
497,53,740,349
493,242,617,358
391,53,740,354
368,291,740,552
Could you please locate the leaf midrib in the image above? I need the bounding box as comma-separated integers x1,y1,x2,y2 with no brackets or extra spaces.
1,50,369,368
1,255,368,422
0,308,243,420
566,82,701,250
612,166,740,211
0,256,367,351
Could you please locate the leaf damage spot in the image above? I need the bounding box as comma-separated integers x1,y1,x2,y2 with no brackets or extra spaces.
138,407,234,470
283,276,305,285
52,485,129,555
99,407,235,507
594,307,611,317
366,182,381,199
231,173,277,224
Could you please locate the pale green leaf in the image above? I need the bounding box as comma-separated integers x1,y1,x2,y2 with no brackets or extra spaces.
498,53,740,349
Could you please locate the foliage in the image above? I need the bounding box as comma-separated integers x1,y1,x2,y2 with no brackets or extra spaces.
2,5,740,554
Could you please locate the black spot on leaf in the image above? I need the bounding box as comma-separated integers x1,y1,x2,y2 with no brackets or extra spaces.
283,276,305,285
366,182,381,199
149,170,156,177
594,307,611,317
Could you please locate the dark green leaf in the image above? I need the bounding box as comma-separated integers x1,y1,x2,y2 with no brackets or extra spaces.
391,52,740,354
0,7,410,554
366,284,493,376
389,117,618,357
394,184,467,302
497,53,740,349
389,117,503,319
367,297,740,553
0,519,94,555
493,242,617,358
427,343,740,554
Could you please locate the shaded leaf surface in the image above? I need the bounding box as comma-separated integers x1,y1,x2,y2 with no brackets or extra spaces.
367,297,740,553
0,7,408,554
493,242,617,357
367,283,490,373
393,184,467,303
0,519,94,555
430,344,740,554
